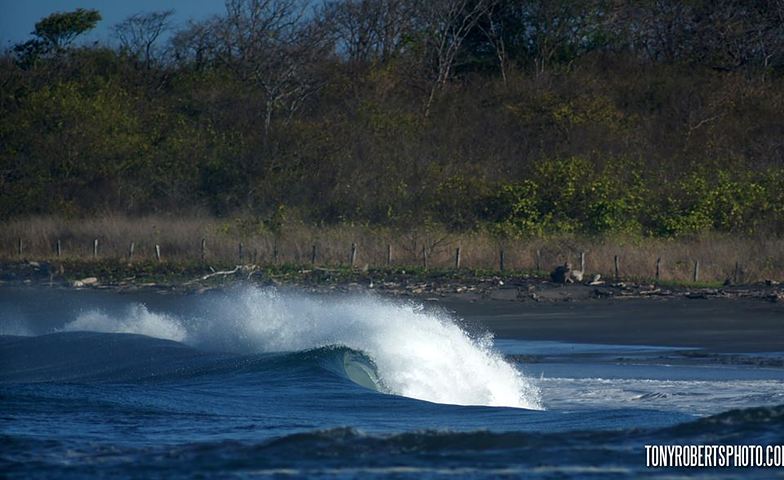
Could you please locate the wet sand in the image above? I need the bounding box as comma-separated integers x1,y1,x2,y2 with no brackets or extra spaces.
440,297,784,353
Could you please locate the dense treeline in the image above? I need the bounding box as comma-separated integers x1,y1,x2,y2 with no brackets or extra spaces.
2,0,784,237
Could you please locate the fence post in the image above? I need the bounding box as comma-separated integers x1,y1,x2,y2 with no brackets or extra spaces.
155,244,161,262
579,251,585,273
128,241,135,262
350,243,357,268
93,239,99,259
422,245,428,269
311,244,317,266
655,257,661,281
454,247,461,270
499,248,505,272
386,244,392,266
693,260,700,282
56,239,62,258
734,261,740,284
17,238,22,257
614,255,620,281
535,249,541,272
201,238,206,263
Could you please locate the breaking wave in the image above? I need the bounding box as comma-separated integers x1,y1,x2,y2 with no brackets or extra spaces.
60,286,541,409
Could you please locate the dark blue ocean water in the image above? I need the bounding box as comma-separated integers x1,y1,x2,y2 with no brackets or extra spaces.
1,286,783,478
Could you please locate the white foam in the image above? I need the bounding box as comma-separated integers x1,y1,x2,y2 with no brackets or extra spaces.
540,377,784,415
64,304,188,343
62,287,541,409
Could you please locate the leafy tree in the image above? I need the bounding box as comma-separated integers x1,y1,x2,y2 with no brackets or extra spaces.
2,1,784,237
13,9,101,67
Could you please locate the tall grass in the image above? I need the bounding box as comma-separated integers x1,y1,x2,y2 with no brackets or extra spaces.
1,216,781,283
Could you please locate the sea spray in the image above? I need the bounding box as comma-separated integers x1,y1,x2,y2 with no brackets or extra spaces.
64,304,188,342
63,286,541,409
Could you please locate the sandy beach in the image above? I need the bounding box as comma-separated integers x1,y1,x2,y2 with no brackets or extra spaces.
440,296,784,353
2,256,783,355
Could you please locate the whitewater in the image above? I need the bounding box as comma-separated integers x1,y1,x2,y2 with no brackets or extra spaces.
61,286,541,409
2,285,783,479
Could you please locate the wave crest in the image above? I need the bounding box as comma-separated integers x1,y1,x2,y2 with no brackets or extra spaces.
64,304,188,342
61,286,541,409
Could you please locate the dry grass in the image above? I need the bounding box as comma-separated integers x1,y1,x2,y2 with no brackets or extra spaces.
1,216,782,283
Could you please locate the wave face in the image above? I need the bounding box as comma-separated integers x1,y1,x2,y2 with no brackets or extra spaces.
60,286,541,409
3,286,783,479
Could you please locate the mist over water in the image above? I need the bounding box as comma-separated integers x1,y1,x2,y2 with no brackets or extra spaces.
60,286,541,409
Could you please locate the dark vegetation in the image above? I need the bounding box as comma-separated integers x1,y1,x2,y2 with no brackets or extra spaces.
2,0,784,239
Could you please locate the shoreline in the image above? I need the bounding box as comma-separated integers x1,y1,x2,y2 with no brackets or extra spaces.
440,295,784,353
1,259,783,305
1,260,782,354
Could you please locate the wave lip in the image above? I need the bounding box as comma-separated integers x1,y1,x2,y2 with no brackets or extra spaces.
56,286,541,409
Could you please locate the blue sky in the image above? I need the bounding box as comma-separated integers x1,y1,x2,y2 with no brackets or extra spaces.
0,0,226,49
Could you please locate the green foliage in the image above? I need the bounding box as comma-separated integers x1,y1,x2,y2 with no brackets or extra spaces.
34,8,102,49
485,157,646,238
433,174,493,230
532,157,588,231
2,4,784,238
488,180,546,238
710,171,767,233
655,169,776,237
583,176,644,235
13,9,101,66
0,79,147,216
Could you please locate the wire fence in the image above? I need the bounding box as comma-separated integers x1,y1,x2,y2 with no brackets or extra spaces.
2,217,781,284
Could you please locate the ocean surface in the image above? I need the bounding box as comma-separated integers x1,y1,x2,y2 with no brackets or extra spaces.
1,285,782,478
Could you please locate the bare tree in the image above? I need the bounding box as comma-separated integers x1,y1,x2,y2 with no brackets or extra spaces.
418,0,495,116
170,18,222,70
114,10,174,69
520,0,607,74
215,0,332,137
322,0,414,64
692,0,784,71
613,0,784,70
476,3,509,83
